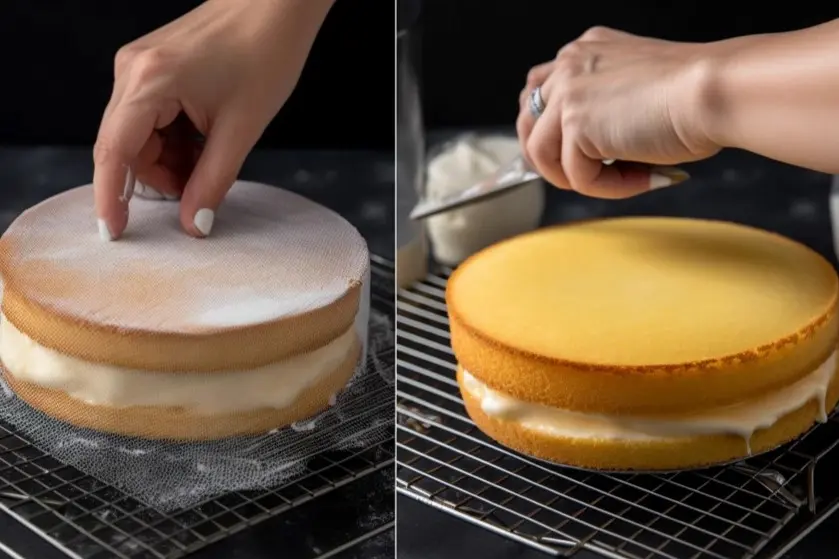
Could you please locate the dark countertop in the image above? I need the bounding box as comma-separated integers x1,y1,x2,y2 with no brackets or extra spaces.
0,146,394,559
397,145,839,559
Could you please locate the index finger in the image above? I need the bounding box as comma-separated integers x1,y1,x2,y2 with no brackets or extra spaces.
92,102,157,240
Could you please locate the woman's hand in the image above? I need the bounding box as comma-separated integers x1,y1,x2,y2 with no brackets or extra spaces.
517,26,721,199
94,0,333,240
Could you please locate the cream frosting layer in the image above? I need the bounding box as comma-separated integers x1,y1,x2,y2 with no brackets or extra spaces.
0,314,357,414
462,351,837,454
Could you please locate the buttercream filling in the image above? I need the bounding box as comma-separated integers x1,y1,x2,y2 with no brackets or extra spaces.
0,313,357,414
462,350,837,454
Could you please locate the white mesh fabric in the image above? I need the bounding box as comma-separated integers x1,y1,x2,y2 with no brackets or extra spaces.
0,308,392,510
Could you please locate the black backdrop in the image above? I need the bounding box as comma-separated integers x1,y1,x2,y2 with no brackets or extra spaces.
3,2,839,149
419,1,839,130
0,0,394,150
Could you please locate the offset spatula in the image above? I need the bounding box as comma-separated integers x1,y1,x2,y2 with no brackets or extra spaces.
409,155,541,220
409,156,622,221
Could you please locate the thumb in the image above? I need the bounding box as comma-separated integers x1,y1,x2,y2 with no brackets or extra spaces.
179,112,259,237
563,142,690,199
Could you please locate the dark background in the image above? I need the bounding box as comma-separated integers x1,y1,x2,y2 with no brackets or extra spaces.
0,0,394,150
418,1,839,130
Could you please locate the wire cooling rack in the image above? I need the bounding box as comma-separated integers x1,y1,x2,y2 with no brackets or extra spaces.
0,255,395,559
396,269,839,559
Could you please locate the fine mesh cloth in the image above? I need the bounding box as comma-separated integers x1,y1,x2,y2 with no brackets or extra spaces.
0,307,392,511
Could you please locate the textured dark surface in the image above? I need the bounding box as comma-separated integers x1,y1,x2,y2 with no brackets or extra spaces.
0,146,394,559
397,142,839,559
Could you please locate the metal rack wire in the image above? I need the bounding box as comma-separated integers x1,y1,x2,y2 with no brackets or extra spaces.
396,269,839,559
0,255,395,559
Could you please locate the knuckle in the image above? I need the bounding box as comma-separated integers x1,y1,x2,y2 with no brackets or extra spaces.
92,139,121,167
113,44,139,76
561,102,590,137
526,134,550,166
561,114,581,138
548,79,569,103
556,41,581,60
126,48,174,82
526,67,543,87
580,26,612,41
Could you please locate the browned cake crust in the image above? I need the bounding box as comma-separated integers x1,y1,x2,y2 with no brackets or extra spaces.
1,283,361,372
449,308,838,415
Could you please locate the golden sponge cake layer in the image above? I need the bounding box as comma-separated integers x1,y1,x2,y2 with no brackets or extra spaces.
448,218,839,414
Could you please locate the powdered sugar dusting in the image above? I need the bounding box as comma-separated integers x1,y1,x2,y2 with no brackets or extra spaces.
0,181,368,332
195,291,346,328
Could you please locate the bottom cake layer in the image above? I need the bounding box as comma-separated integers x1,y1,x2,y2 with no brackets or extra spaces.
3,338,361,441
457,359,839,471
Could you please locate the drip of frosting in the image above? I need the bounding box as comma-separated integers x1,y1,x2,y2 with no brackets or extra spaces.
462,352,836,455
0,313,360,414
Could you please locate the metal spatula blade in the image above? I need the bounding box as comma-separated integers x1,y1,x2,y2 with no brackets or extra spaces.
409,155,540,221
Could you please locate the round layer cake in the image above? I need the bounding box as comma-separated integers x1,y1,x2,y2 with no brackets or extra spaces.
0,181,370,440
448,217,839,470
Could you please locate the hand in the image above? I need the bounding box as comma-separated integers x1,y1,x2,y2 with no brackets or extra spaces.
516,26,721,199
93,0,332,239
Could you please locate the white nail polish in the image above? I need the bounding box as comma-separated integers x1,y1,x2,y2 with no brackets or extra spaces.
194,208,215,236
649,167,690,190
98,219,114,242
650,173,675,190
164,193,180,201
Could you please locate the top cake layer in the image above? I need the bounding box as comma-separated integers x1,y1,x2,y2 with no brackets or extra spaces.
0,182,369,371
448,218,839,413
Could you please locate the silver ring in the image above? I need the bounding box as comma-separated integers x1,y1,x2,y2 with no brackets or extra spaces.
529,87,545,119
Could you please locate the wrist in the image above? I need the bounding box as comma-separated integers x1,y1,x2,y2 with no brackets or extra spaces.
221,0,334,51
684,40,737,152
256,0,335,29
691,34,772,151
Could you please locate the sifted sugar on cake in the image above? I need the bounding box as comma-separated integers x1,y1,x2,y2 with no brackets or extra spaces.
195,293,344,328
0,181,368,333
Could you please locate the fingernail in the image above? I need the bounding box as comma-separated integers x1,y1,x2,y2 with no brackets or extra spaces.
649,167,690,190
119,166,135,203
98,219,114,242
193,208,215,237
